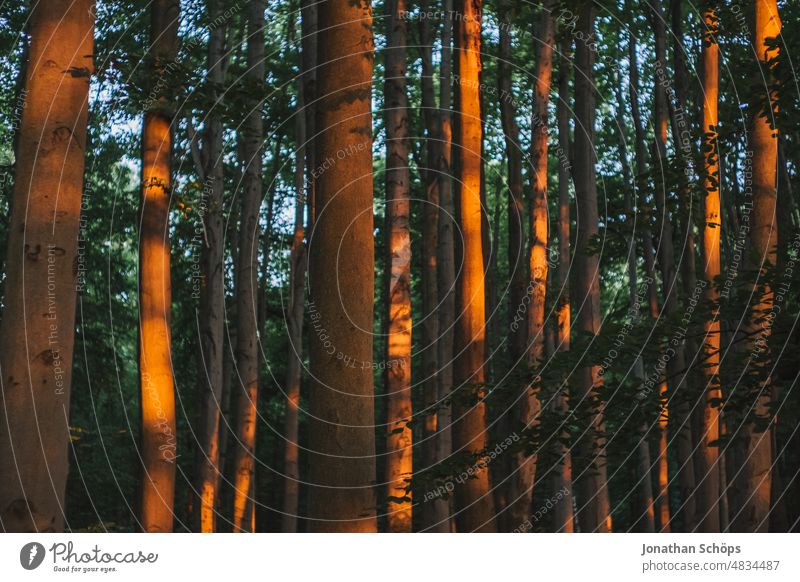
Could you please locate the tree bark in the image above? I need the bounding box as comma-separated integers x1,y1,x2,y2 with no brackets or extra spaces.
232,0,265,533
138,0,179,533
613,62,655,534
433,0,455,532
383,0,413,533
0,0,94,533
306,0,377,532
194,0,227,534
731,0,780,533
697,1,722,533
552,45,575,534
506,0,554,531
628,24,671,532
652,0,696,531
418,0,446,533
452,0,495,532
281,39,308,535
572,3,611,532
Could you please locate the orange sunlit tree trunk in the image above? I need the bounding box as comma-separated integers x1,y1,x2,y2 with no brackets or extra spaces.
572,3,611,532
383,0,413,533
0,0,94,533
139,0,179,533
231,0,266,533
731,0,781,533
697,0,721,533
507,0,554,531
452,0,495,532
306,0,377,532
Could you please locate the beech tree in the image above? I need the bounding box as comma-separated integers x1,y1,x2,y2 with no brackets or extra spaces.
138,0,179,533
306,0,377,533
0,0,94,532
452,0,495,533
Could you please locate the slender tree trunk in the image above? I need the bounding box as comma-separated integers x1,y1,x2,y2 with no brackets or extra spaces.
0,0,93,533
418,0,446,533
307,0,376,532
138,0,180,533
697,1,721,533
652,0,696,531
433,0,455,532
281,54,308,535
505,0,554,531
552,44,575,534
496,0,524,531
194,0,227,534
383,0,413,533
669,0,702,533
628,26,671,532
452,0,495,532
571,4,611,532
232,0,265,533
302,0,317,228
731,0,780,533
613,65,655,533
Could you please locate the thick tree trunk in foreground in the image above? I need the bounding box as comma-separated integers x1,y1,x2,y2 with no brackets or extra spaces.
138,0,179,533
452,0,495,532
195,0,227,534
232,0,265,533
731,0,780,533
697,1,722,533
307,0,377,532
0,0,93,533
572,4,611,532
384,0,413,533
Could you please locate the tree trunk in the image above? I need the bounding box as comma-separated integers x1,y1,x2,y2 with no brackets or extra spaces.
613,63,655,534
669,0,702,534
194,0,227,534
383,0,413,533
495,0,523,531
0,0,93,533
652,0,696,531
418,0,447,533
628,24,671,532
232,0,265,533
281,43,309,536
433,0,455,532
138,0,179,533
731,0,780,533
505,0,554,531
697,1,721,533
452,0,495,532
552,43,575,534
307,0,377,532
572,4,611,532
